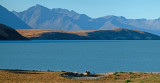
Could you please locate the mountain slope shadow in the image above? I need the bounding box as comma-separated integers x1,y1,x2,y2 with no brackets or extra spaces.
86,28,160,40
31,32,89,40
0,24,28,40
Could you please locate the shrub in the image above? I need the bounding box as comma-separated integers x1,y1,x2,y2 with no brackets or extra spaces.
120,71,124,73
113,72,118,75
125,80,131,83
129,72,132,74
61,71,66,72
114,77,117,80
116,74,120,76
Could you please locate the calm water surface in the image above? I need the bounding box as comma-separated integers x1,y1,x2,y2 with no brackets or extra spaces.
0,40,160,73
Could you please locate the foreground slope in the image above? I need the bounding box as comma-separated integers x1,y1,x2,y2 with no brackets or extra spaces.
16,28,160,40
1,70,160,83
0,24,28,40
0,5,31,29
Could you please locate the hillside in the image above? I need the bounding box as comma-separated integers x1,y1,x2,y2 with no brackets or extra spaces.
0,24,28,40
16,28,160,40
0,5,31,29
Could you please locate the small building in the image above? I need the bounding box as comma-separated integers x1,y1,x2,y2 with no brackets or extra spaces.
83,71,91,76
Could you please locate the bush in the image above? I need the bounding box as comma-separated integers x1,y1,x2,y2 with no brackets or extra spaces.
120,71,124,73
113,72,118,75
61,71,66,72
125,80,131,83
114,77,117,80
116,74,120,76
129,72,133,74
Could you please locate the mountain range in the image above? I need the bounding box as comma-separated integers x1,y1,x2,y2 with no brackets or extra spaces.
11,4,160,35
0,4,160,37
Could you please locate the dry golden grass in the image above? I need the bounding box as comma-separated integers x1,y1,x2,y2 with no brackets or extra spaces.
16,28,145,39
16,29,94,38
0,70,160,83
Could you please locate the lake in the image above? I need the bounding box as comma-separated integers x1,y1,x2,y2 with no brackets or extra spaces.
0,40,160,73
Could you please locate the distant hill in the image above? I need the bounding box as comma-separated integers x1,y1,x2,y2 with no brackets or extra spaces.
0,5,31,29
13,4,160,35
16,28,160,40
0,24,28,40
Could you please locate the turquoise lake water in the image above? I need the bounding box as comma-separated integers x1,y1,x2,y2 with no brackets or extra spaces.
0,40,160,73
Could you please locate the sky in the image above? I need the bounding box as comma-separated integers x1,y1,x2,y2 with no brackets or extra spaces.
0,0,160,19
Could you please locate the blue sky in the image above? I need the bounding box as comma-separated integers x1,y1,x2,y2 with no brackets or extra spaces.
0,0,160,19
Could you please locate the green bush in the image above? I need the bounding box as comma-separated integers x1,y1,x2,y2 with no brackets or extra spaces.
125,79,131,83
114,77,117,80
116,74,120,76
120,71,124,73
129,72,132,74
113,72,118,75
61,71,66,72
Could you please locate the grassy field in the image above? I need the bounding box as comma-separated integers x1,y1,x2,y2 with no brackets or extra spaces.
1,70,160,83
16,28,144,38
